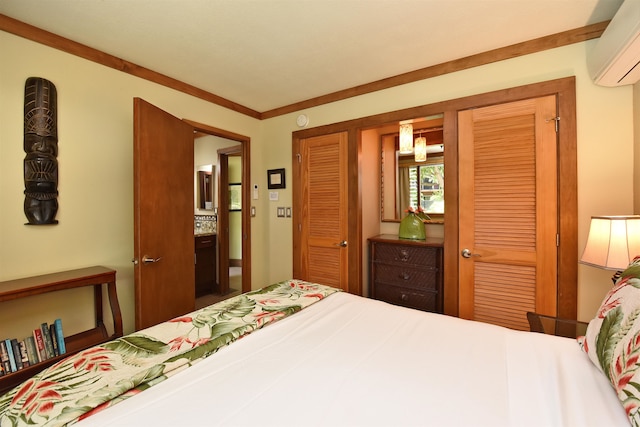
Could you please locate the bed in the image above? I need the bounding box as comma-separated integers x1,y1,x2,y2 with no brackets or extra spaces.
0,274,637,426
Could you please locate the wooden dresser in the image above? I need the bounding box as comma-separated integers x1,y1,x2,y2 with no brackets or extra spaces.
368,234,444,313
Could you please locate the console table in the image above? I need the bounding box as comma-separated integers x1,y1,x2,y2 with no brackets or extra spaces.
0,266,122,394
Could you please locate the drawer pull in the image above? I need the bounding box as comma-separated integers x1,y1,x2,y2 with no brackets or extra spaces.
399,272,410,280
397,249,410,262
400,293,409,302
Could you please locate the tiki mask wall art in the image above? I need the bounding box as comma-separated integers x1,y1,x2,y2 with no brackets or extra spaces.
23,77,59,225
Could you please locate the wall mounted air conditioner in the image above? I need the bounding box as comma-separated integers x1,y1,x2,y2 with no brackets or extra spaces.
588,0,640,87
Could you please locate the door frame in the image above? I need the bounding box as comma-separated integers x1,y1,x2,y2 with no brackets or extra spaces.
184,119,251,294
292,76,577,319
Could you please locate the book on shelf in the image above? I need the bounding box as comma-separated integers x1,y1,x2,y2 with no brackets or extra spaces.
24,336,40,365
10,339,23,371
4,339,17,372
0,341,11,373
54,318,66,355
40,323,55,359
18,340,29,369
49,323,59,357
33,328,47,362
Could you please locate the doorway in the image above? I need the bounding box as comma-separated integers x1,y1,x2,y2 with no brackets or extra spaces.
185,119,252,308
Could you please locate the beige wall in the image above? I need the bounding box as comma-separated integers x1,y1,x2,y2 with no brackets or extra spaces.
0,30,635,342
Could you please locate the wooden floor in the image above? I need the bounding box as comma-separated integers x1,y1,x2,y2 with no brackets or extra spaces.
195,267,242,309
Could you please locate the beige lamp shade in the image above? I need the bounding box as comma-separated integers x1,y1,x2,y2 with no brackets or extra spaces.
414,137,427,162
399,123,413,154
580,215,640,270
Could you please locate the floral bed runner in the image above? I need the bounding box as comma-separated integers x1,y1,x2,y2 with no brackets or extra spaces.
0,280,340,426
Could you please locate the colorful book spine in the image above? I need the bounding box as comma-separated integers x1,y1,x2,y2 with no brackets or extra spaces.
49,323,59,356
54,318,66,355
33,329,47,362
4,339,17,372
41,323,55,359
0,341,11,373
24,336,40,365
11,339,23,370
18,341,29,368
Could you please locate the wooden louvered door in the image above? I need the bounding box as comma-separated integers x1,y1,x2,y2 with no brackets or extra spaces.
295,132,349,290
458,96,558,330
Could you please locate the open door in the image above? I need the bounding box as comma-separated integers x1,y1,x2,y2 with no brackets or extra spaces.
133,98,195,330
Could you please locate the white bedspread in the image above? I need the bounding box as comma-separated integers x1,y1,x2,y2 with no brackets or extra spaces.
78,292,628,426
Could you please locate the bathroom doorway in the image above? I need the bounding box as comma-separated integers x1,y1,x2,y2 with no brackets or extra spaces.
187,119,251,309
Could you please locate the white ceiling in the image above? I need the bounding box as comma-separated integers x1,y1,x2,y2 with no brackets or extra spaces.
0,0,625,113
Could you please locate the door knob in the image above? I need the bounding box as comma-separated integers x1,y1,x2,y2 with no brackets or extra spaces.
461,249,480,258
142,255,163,264
336,240,347,247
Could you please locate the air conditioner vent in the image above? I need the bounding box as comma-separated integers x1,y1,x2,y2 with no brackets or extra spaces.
588,0,640,87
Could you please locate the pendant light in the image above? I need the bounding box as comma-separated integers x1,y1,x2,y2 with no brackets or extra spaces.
414,135,427,162
399,123,413,154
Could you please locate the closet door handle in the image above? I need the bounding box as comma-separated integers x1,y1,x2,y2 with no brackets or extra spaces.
461,249,480,258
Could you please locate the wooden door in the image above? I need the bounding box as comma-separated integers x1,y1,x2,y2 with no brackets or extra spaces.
133,98,195,330
294,132,349,290
458,96,558,330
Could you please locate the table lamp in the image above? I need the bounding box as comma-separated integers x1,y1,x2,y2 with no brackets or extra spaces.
580,215,640,283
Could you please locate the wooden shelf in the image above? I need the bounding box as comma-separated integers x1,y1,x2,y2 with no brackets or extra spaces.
0,266,122,395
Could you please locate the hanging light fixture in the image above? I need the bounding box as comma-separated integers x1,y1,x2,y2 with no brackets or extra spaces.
414,134,427,162
399,123,413,154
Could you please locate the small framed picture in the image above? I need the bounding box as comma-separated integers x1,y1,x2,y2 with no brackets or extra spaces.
267,168,286,189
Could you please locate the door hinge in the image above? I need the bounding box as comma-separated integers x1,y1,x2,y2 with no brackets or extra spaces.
556,234,560,247
296,153,302,163
546,116,560,132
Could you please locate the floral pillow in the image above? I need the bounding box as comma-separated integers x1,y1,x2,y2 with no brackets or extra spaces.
578,256,640,426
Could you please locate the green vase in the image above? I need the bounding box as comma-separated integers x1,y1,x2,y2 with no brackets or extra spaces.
399,211,426,240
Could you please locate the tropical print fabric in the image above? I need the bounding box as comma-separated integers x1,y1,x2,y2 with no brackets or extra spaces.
578,256,640,426
0,280,339,427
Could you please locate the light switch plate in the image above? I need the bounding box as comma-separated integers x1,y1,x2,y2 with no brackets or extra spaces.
269,191,279,201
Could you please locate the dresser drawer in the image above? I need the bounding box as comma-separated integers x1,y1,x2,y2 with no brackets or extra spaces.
373,264,437,291
372,243,438,267
373,283,438,312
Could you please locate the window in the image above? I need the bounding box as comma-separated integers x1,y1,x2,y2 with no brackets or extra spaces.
408,159,444,215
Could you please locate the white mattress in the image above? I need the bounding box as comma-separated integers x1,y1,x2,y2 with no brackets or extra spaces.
78,292,628,426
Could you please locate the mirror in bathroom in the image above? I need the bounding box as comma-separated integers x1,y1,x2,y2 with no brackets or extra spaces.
198,166,215,210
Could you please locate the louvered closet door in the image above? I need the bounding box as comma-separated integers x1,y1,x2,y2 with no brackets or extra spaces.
298,132,349,290
458,96,558,330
